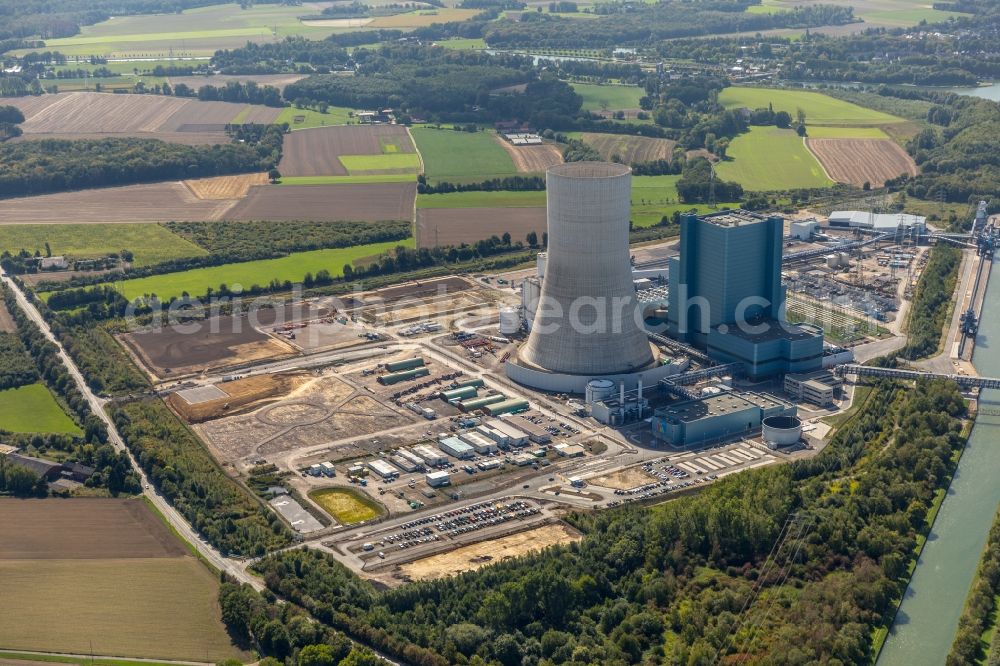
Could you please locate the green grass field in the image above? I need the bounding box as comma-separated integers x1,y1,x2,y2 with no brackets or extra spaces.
28,3,352,57
0,384,81,435
277,106,354,129
417,191,546,208
310,488,385,524
629,175,735,227
108,239,414,301
410,127,517,182
719,87,905,126
278,174,416,185
436,37,487,50
715,127,833,191
0,224,206,267
743,0,968,26
572,83,645,111
339,153,422,173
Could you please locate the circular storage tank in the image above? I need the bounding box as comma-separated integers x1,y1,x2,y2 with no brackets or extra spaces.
585,378,616,404
762,416,802,447
499,307,521,335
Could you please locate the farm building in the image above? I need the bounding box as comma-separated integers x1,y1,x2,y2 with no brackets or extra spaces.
459,430,499,454
368,459,399,479
426,470,451,487
5,453,62,480
488,419,530,447
414,444,447,466
378,367,430,385
501,415,551,443
485,398,530,416
438,437,474,459
385,357,425,372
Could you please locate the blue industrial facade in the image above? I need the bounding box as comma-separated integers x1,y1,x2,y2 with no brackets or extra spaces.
666,211,823,378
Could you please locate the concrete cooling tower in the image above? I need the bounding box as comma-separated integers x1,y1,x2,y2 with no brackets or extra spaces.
508,162,657,391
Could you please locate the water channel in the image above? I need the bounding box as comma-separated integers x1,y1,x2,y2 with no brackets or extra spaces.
877,255,1000,665
947,83,1000,101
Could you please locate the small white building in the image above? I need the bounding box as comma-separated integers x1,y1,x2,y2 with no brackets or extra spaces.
789,219,818,240
477,424,509,447
368,459,399,479
488,420,530,447
459,431,499,454
438,437,474,460
414,444,447,466
397,448,426,470
426,470,451,487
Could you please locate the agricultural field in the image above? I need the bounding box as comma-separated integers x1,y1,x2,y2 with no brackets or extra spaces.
571,83,645,112
310,488,386,525
436,37,488,50
715,127,833,191
0,499,246,661
368,8,481,27
630,174,729,227
410,127,518,182
278,125,417,177
108,239,415,301
416,207,545,247
276,105,354,129
224,182,417,221
417,191,546,208
278,174,417,185
804,125,889,139
4,92,279,144
0,224,206,266
747,0,970,27
0,182,244,224
0,384,81,435
495,139,564,172
184,173,269,200
807,138,918,187
574,132,677,163
718,87,905,127
20,2,356,58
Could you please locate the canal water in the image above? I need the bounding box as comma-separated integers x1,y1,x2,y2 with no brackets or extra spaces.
877,255,1000,665
948,83,1000,101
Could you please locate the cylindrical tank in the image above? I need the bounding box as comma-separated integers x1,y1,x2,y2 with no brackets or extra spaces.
499,306,520,335
838,251,850,266
518,163,654,376
585,378,615,404
762,415,802,447
521,277,541,330
825,254,839,269
536,252,548,278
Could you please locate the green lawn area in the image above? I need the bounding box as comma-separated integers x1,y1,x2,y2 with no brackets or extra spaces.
862,7,970,25
107,239,414,301
417,191,546,208
278,174,416,185
0,224,206,267
277,106,354,129
309,488,385,524
716,127,833,191
718,87,905,126
27,3,350,57
339,153,421,173
804,125,890,139
436,37,487,50
0,384,81,435
410,127,517,182
572,82,645,111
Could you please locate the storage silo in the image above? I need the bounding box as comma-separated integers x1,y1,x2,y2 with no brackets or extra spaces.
499,306,521,335
516,162,654,376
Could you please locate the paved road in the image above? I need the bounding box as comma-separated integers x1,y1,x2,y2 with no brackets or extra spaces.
1,272,262,590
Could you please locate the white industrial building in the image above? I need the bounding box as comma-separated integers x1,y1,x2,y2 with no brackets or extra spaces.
459,431,499,454
789,219,818,240
426,470,451,487
390,454,420,472
368,459,399,479
413,444,447,466
487,420,530,447
397,448,426,470
476,424,509,447
828,211,926,235
501,415,551,443
438,436,475,459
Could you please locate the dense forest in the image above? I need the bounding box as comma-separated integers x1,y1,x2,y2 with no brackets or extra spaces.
226,379,967,665
0,127,284,197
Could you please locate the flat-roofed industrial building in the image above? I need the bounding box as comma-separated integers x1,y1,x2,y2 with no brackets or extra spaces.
368,459,399,479
438,436,474,459
784,370,842,406
459,430,499,454
413,444,447,466
487,419,530,447
651,392,795,446
501,414,551,443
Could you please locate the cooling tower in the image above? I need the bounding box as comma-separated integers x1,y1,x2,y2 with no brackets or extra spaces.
517,162,654,376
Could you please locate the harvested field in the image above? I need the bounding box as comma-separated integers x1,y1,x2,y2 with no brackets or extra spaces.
0,182,238,224
0,498,245,662
279,125,415,177
167,73,307,89
495,138,563,173
0,302,15,333
591,465,656,490
168,372,312,423
225,183,417,222
122,317,296,380
184,172,269,199
807,137,918,187
0,498,187,559
577,132,677,164
416,207,545,247
397,523,581,581
4,92,279,143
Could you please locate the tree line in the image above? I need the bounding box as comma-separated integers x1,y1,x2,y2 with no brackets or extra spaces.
899,245,961,359
416,174,544,194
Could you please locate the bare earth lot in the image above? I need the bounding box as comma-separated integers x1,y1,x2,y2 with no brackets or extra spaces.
279,125,416,177
0,182,239,224
397,523,582,581
184,172,269,199
4,92,279,144
168,372,312,423
225,183,417,222
579,132,677,164
591,465,656,490
0,498,245,662
495,138,563,173
416,207,545,247
807,138,918,187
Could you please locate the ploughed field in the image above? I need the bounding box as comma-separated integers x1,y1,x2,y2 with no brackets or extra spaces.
278,125,419,177
806,137,918,187
224,182,418,222
0,498,246,662
416,206,545,247
494,138,564,173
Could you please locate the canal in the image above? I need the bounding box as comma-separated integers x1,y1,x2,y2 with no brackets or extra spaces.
877,255,1000,665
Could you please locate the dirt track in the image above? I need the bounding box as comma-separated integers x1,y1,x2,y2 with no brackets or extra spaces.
279,125,415,177
226,183,417,221
495,138,563,173
416,207,545,247
807,138,918,187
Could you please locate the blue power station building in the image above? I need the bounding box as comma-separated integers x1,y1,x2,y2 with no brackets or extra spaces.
666,210,823,378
